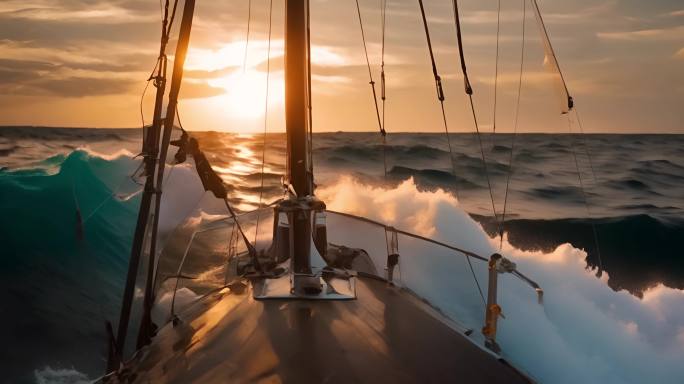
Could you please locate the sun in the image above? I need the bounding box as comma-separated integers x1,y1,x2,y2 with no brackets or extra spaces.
208,70,270,120
182,42,285,131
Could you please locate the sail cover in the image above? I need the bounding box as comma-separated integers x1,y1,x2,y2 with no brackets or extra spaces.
530,0,573,114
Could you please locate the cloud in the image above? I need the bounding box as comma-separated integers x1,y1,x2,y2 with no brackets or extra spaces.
0,74,138,97
460,1,617,26
0,39,154,71
34,76,137,97
0,5,156,24
675,48,684,60
0,0,681,132
597,26,684,41
0,39,155,97
179,81,226,99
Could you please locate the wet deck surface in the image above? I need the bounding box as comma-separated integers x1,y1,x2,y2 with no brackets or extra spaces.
115,277,532,383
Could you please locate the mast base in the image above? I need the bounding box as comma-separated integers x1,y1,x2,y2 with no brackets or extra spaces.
252,270,357,301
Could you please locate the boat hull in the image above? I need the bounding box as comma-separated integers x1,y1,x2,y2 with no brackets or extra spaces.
108,277,532,383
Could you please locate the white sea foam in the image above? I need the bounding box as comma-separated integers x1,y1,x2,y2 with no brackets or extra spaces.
34,366,91,384
76,146,136,161
152,287,201,325
319,176,684,384
157,162,207,236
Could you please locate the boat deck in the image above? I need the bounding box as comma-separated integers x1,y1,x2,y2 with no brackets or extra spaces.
112,277,532,383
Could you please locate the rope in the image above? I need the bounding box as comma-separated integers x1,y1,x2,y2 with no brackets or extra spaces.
449,0,499,226
571,107,604,273
139,59,160,129
491,0,501,148
468,95,500,230
243,0,252,72
254,0,273,246
354,0,384,135
223,198,261,271
573,108,599,183
380,0,389,179
166,0,180,36
354,0,388,179
530,0,573,113
566,115,604,273
420,0,485,306
306,0,314,187
452,0,472,95
140,0,180,152
465,253,486,307
498,0,527,250
417,0,457,189
97,0,174,226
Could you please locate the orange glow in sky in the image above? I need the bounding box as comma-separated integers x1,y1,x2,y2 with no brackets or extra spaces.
0,1,682,133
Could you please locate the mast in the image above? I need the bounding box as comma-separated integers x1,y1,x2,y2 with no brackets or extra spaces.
282,0,321,287
108,0,196,371
107,1,172,371
137,0,196,349
285,0,312,197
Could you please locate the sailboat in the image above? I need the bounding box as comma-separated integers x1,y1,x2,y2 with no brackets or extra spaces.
100,0,571,382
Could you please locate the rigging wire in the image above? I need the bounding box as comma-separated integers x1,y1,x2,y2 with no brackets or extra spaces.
525,0,602,272
306,0,314,188
354,0,388,178
449,0,500,227
354,0,384,135
94,0,172,232
491,0,501,147
452,0,472,95
139,60,161,130
573,107,599,183
498,0,526,250
529,0,572,113
420,0,485,307
417,0,456,183
567,113,604,274
140,0,181,150
467,96,499,225
255,0,274,246
380,0,389,179
223,198,261,271
243,0,252,72
166,0,180,36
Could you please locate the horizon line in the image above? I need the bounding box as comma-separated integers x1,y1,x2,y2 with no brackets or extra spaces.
0,125,681,135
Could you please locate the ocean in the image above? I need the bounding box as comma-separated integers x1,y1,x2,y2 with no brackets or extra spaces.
1,126,683,383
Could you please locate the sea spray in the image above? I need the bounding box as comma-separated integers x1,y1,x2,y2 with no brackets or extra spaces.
318,176,684,384
0,149,204,382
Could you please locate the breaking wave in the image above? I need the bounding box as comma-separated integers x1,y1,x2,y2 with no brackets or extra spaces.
0,149,203,382
318,176,684,384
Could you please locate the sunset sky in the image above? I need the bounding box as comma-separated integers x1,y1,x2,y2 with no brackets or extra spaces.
0,0,682,133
